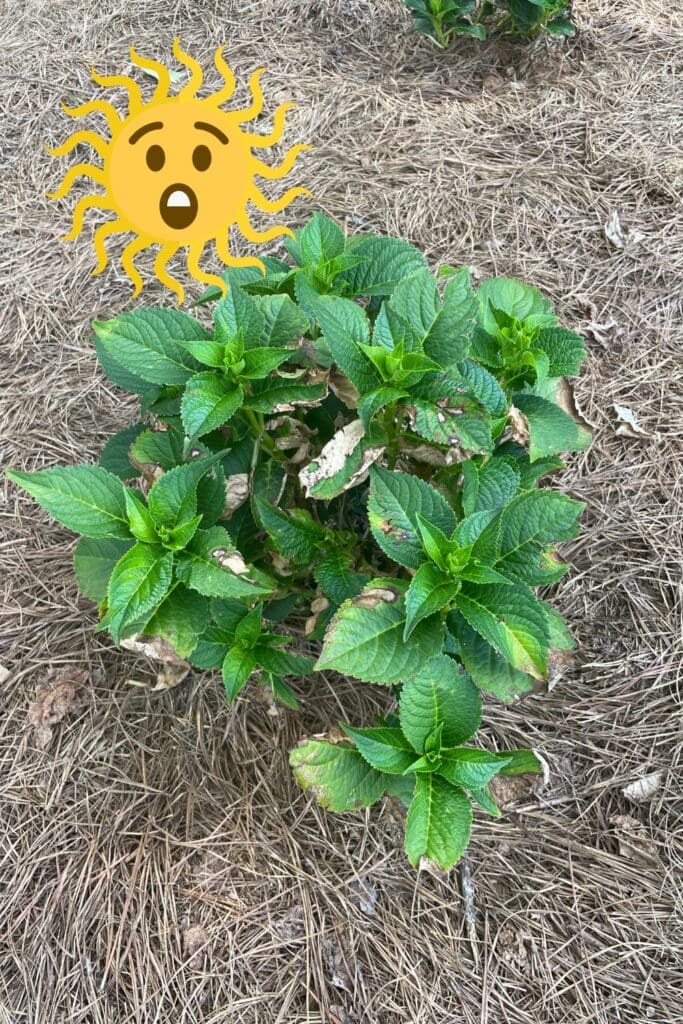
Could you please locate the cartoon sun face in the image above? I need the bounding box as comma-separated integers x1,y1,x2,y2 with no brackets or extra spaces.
49,40,310,303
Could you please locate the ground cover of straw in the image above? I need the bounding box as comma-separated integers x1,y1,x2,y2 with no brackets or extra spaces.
1,1,682,1020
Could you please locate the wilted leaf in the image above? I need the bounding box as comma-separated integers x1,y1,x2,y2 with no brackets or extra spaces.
622,771,663,803
299,420,384,499
604,211,645,250
613,403,656,440
508,405,529,446
611,814,659,866
223,473,250,514
27,668,89,749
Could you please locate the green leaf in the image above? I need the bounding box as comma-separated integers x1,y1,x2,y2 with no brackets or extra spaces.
175,527,274,599
447,611,533,701
438,748,511,789
99,424,145,480
290,740,386,811
299,212,345,268
256,293,309,346
165,513,202,551
256,646,316,677
357,386,408,430
456,359,508,417
404,774,472,869
390,268,475,366
214,287,264,349
245,377,327,413
469,785,501,817
222,646,257,701
407,398,493,455
535,327,585,377
404,563,460,640
454,584,550,679
494,490,583,583
99,543,174,643
93,309,206,385
341,725,416,774
240,347,292,380
368,466,456,570
498,748,542,775
316,580,443,684
129,428,183,473
476,278,555,335
513,391,592,460
312,296,378,394
188,625,230,670
399,654,482,753
73,537,134,602
266,673,300,710
415,513,451,568
174,337,226,367
233,603,263,647
337,235,428,298
147,452,222,529
141,584,209,659
461,458,521,517
314,550,369,606
181,372,243,438
255,500,325,562
93,336,150,394
8,466,130,539
124,488,158,544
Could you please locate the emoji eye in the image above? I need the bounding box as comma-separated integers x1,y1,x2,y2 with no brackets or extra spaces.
146,144,165,172
193,144,212,171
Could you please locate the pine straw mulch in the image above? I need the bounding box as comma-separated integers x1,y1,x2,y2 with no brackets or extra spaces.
1,0,682,1021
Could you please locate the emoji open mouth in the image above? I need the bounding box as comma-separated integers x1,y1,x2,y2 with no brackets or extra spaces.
160,183,198,229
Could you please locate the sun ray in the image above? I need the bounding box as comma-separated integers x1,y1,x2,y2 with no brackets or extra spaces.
232,68,266,123
61,99,121,134
236,210,294,245
249,185,310,215
173,38,203,100
253,144,311,180
215,233,265,273
210,46,236,106
47,163,106,200
91,69,143,115
120,235,151,296
92,220,129,275
47,130,110,161
187,242,227,295
63,194,115,241
130,44,170,102
154,245,185,305
242,101,295,146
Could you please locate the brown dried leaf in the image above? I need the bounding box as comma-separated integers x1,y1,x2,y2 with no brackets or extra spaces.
328,370,360,408
622,771,663,803
508,405,530,446
613,403,657,440
223,473,249,515
299,420,384,497
121,634,186,664
27,668,89,749
182,924,209,968
611,814,659,866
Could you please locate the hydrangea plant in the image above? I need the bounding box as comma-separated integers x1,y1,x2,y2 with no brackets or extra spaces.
8,212,589,869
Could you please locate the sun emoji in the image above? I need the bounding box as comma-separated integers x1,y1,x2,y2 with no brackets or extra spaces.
48,39,310,303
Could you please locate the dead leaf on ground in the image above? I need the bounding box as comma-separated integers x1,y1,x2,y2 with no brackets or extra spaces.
623,771,663,803
182,924,209,968
0,664,9,685
547,648,574,692
272,903,306,943
604,211,645,250
613,402,657,440
27,668,89,749
346,876,377,917
611,814,660,866
323,937,353,992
